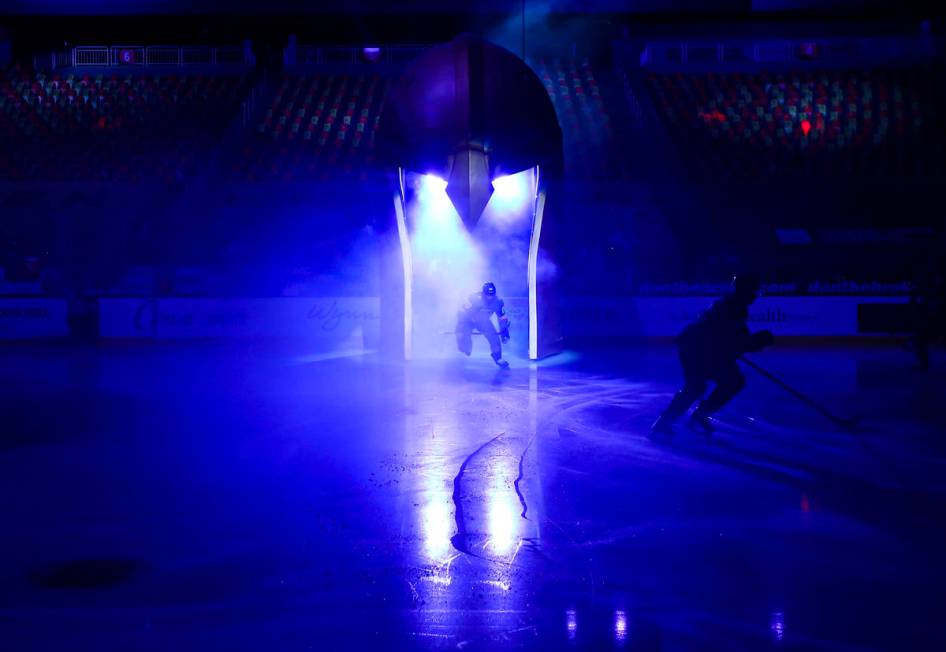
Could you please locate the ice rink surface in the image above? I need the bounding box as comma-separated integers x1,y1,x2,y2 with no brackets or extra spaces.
2,342,945,651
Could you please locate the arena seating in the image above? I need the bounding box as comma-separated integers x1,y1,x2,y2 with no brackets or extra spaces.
643,66,946,179
227,72,388,182
532,58,625,179
0,64,250,182
230,59,626,182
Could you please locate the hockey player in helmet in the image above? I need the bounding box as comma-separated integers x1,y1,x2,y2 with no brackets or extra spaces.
651,274,774,436
456,282,511,368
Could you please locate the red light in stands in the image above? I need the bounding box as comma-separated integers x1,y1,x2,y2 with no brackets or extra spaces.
698,109,727,123
801,119,811,137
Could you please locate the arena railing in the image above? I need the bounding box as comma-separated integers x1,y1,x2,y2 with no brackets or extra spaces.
288,44,428,66
109,46,146,66
145,46,180,65
633,36,936,71
53,44,254,69
181,46,213,65
73,46,109,67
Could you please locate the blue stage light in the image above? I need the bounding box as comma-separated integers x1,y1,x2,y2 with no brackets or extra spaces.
410,173,473,256
404,171,485,344
417,174,453,219
490,172,531,207
478,168,535,229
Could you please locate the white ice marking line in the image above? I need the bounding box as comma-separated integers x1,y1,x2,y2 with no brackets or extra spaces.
480,579,511,591
508,539,524,566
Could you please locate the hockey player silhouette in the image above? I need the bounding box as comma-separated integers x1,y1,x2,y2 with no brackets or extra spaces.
652,274,774,435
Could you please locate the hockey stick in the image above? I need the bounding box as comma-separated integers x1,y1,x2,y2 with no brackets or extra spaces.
739,356,860,431
441,329,504,336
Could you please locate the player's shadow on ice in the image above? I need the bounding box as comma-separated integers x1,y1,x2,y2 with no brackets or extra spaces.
441,357,512,388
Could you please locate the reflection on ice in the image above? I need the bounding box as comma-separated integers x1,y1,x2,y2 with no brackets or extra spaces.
614,609,628,644
566,609,577,640
487,494,517,554
771,611,785,642
407,380,541,643
422,499,453,561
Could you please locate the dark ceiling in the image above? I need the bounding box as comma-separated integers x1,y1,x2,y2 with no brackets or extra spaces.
0,1,938,16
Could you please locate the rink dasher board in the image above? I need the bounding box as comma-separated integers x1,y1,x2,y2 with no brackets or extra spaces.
97,297,379,342
561,296,911,338
90,296,910,341
0,298,69,339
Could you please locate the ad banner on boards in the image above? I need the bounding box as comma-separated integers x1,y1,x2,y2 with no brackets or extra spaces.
0,298,69,339
99,297,380,344
96,295,908,342
560,296,908,338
